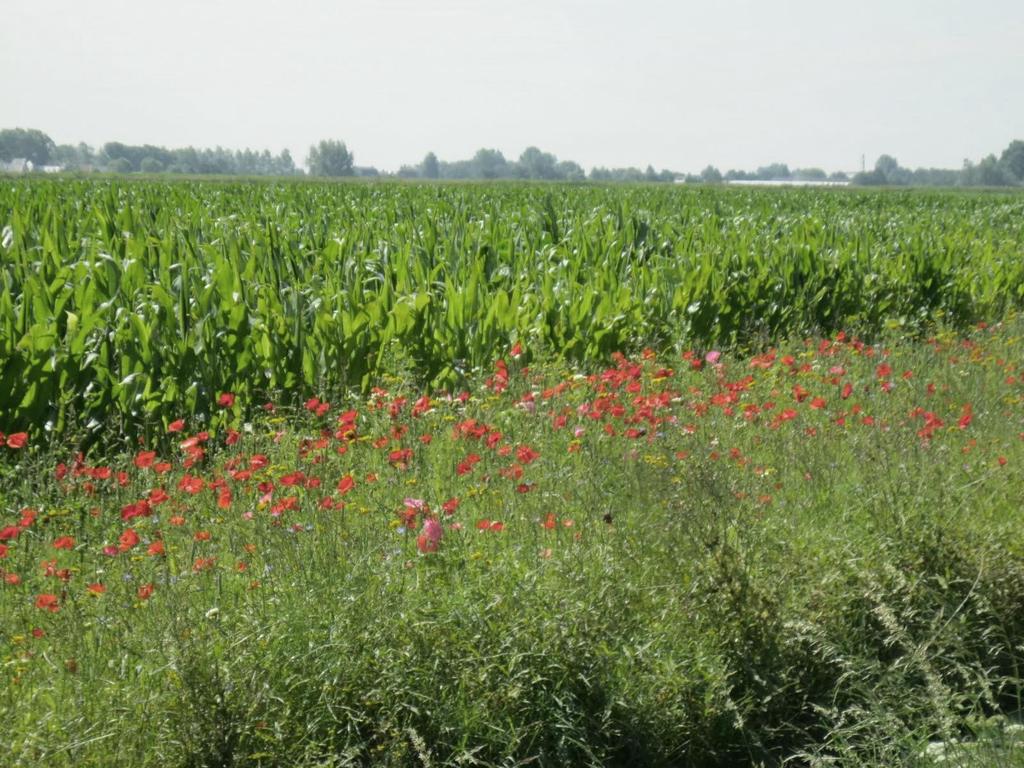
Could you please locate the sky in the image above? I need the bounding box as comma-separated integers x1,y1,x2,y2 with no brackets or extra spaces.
2,0,1022,174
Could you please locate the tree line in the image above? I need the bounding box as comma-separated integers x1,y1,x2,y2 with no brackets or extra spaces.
692,141,1024,187
2,127,1022,187
0,129,302,177
848,144,1024,187
0,129,677,182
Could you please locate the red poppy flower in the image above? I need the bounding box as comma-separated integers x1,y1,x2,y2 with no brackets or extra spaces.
500,464,524,480
168,419,185,433
137,583,154,600
134,451,157,469
35,593,60,612
456,453,481,476
0,526,20,541
148,488,170,505
516,445,540,464
178,475,205,494
120,500,152,521
217,392,236,408
337,474,355,495
6,432,28,449
279,471,305,487
958,405,973,429
118,528,140,552
53,536,75,550
388,448,413,465
146,541,165,556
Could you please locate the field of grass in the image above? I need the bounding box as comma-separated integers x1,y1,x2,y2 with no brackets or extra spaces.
2,179,1024,766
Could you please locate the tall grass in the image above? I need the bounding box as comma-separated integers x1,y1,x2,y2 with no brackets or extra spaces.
2,322,1023,766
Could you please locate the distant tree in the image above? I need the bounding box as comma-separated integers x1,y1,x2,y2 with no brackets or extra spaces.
396,165,420,178
171,147,199,174
852,168,885,185
700,165,723,183
519,146,558,179
874,155,900,180
793,167,827,181
755,163,791,180
998,140,1024,183
597,167,645,182
555,160,585,181
420,151,439,179
854,155,913,185
967,154,1012,186
829,171,848,181
77,143,95,167
278,148,296,175
0,128,56,165
107,157,132,174
102,142,175,172
307,139,354,177
235,149,256,175
439,159,473,179
471,148,508,179
140,157,164,174
910,167,959,186
589,167,612,181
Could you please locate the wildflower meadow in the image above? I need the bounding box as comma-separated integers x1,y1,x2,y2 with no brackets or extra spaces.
2,179,1024,766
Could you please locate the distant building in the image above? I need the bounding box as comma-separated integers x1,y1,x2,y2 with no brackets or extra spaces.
2,158,33,173
726,179,850,188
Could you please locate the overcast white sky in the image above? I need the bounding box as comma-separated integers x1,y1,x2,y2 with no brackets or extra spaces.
2,0,1022,173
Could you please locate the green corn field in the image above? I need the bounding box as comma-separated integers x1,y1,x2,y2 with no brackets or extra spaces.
1,178,1023,443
